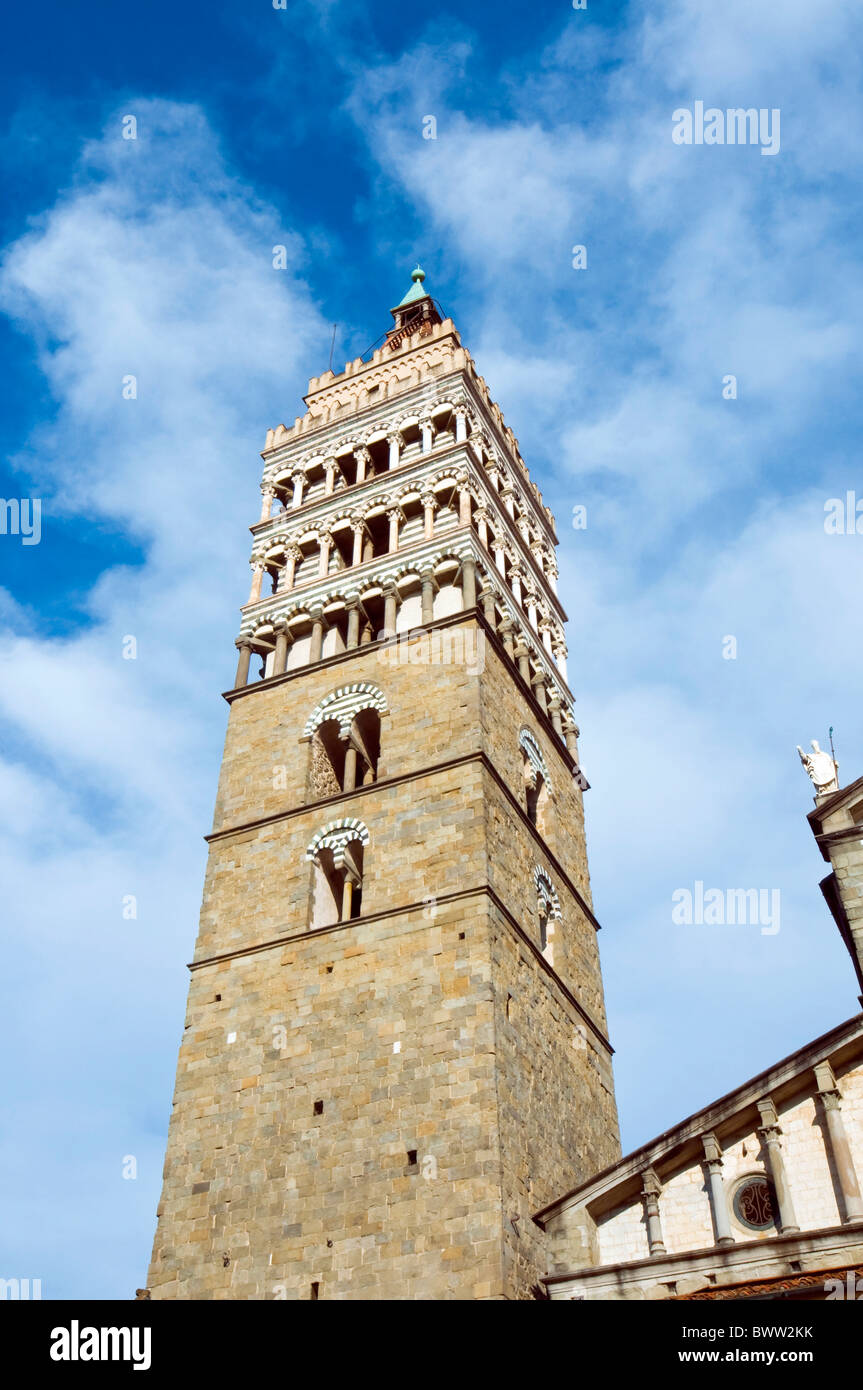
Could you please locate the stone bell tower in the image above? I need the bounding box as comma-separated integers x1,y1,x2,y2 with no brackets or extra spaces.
145,266,621,1301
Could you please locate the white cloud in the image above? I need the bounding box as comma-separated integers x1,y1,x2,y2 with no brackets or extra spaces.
0,99,329,1296
344,12,863,1148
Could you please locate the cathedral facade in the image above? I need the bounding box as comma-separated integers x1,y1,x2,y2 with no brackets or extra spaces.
146,270,863,1301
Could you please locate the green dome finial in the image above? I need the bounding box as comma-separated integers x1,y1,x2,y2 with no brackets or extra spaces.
394,263,431,309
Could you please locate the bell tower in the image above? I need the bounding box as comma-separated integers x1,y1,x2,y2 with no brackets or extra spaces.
146,268,621,1300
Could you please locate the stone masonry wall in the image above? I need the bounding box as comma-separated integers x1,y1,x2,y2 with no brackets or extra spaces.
149,614,620,1298
148,897,505,1299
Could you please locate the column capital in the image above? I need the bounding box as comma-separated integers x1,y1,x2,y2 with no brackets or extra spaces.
757,1097,780,1133
702,1131,723,1165
641,1166,662,1197
814,1059,839,1095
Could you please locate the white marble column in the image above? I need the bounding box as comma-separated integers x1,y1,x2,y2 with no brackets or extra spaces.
422,493,436,540
757,1098,799,1234
259,486,275,523
815,1061,863,1223
284,545,300,592
702,1133,735,1247
641,1168,666,1256
248,561,264,604
351,521,364,567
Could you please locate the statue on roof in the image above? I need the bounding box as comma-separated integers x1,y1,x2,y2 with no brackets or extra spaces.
796,740,839,796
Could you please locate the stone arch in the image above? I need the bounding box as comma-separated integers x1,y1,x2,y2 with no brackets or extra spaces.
303,683,388,740
305,686,387,798
520,728,553,833
306,817,370,861
430,468,461,490
520,729,551,788
306,818,369,928
393,413,419,434
358,492,390,520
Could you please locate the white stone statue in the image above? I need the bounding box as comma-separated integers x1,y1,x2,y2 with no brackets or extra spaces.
796,740,839,795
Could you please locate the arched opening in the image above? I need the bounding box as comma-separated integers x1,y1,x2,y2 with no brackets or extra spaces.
365,438,389,478
398,494,425,547
286,616,313,670
526,771,550,835
432,481,459,533
307,821,368,929
293,537,320,587
520,730,553,837
534,867,560,963
358,590,385,643
305,690,386,798
398,421,422,465
303,460,328,505
328,522,354,571
310,846,343,929
396,579,423,633
430,405,455,449
363,510,389,561
321,604,348,659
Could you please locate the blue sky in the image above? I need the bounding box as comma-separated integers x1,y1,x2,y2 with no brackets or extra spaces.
1,0,862,1298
